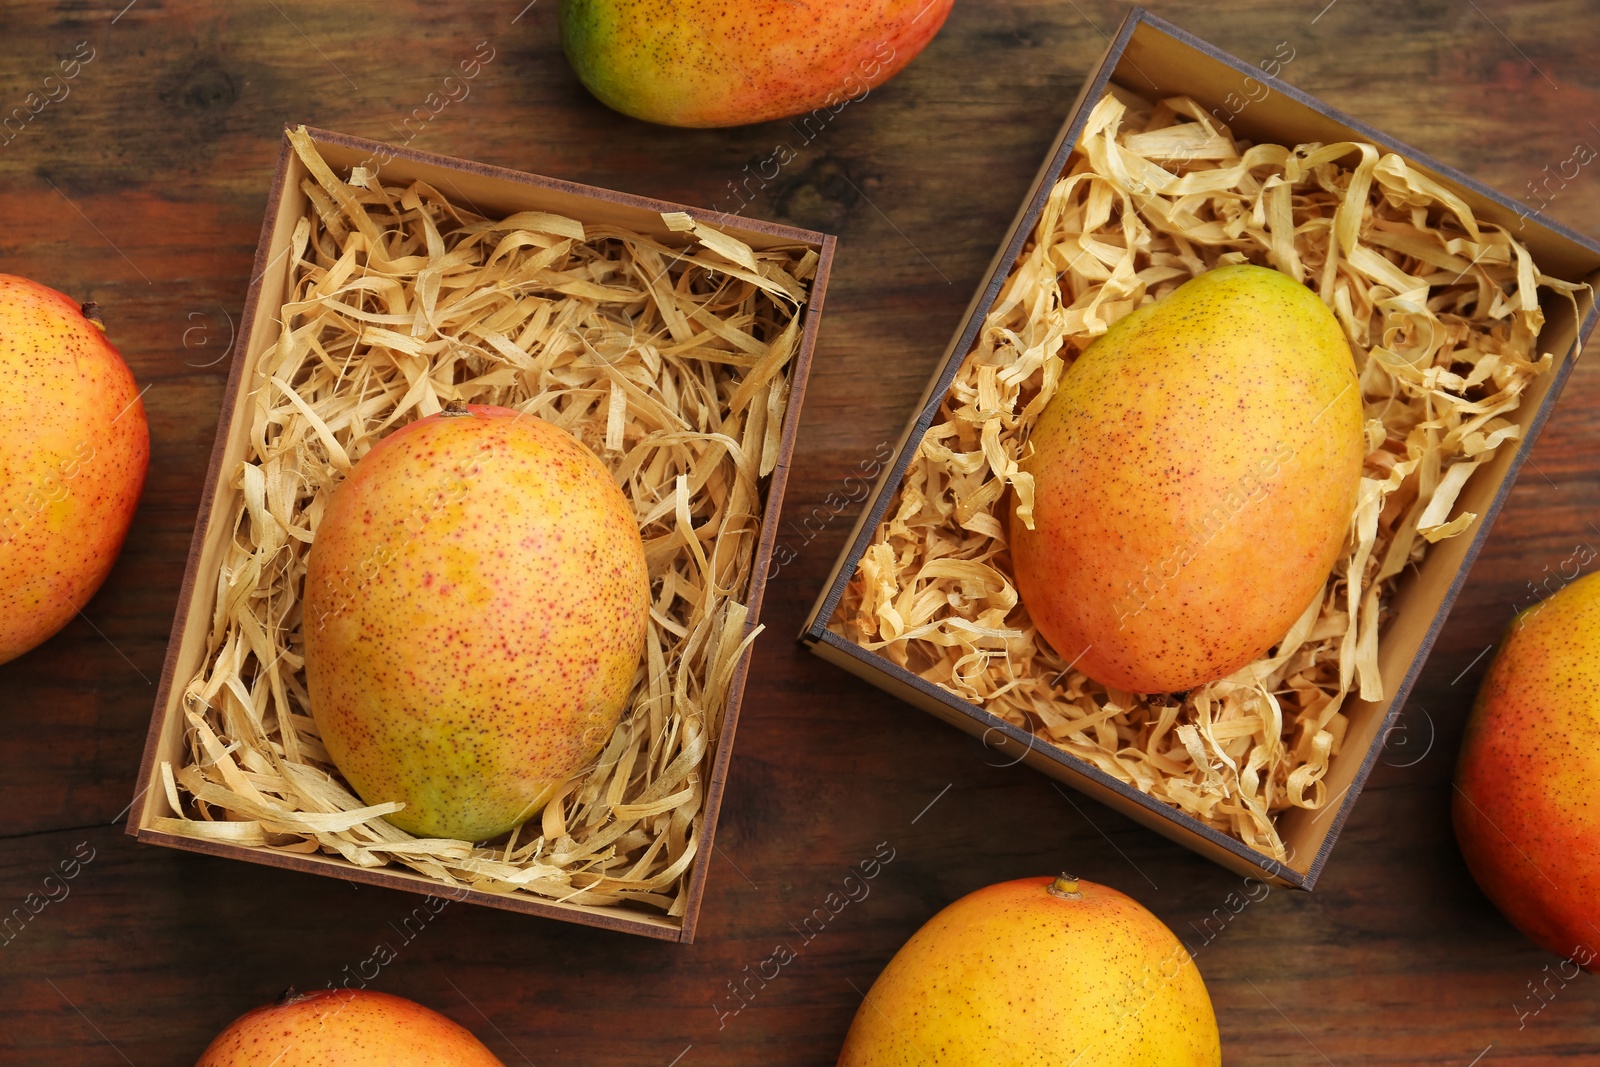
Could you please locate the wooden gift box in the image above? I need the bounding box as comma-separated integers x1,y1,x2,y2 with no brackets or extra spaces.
802,8,1600,889
128,127,835,941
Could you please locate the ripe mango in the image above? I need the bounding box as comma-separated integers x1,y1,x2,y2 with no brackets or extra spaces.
304,404,649,842
1454,570,1600,970
0,274,148,665
1011,264,1364,693
195,988,505,1066
559,0,953,127
837,875,1221,1066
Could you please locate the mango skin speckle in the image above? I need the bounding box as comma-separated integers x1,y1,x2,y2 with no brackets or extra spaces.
1011,264,1364,694
0,274,149,665
836,876,1222,1066
195,988,506,1066
1454,570,1600,971
559,0,954,127
304,405,649,842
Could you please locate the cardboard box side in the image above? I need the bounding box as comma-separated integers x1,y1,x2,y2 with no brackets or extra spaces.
305,127,830,254
801,13,1138,643
134,828,682,940
679,233,836,943
1281,275,1600,881
129,138,306,836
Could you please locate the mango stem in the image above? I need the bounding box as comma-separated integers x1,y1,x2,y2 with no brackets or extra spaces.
1047,873,1083,900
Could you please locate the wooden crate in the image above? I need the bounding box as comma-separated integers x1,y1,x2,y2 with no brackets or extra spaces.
128,126,835,941
802,8,1600,890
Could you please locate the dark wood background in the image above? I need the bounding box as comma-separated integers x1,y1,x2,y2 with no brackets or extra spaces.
2,1,1598,1063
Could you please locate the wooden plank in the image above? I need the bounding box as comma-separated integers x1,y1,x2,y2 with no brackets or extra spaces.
1,1,1597,1063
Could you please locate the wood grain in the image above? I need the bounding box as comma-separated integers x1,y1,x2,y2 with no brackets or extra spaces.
1,1,1597,1063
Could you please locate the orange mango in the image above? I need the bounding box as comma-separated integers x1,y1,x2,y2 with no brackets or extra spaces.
304,404,649,841
0,274,148,665
1454,570,1600,970
1011,265,1364,693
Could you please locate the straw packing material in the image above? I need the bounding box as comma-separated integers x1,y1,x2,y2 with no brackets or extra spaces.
834,91,1584,861
161,128,815,916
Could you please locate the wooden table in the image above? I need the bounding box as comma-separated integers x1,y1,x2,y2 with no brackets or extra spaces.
2,1,1597,1063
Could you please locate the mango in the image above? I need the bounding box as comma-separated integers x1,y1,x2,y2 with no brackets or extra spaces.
1454,570,1600,970
0,274,148,665
559,0,953,127
304,403,649,841
195,988,505,1066
1011,264,1364,693
837,875,1221,1066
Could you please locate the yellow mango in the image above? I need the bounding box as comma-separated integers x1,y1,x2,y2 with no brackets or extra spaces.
1011,264,1364,693
196,989,505,1066
304,403,649,841
837,875,1221,1066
